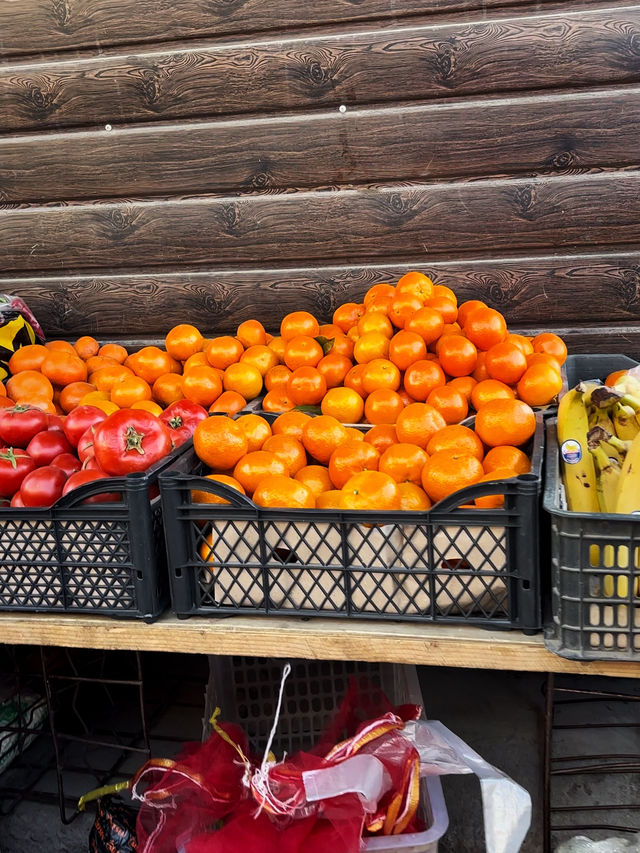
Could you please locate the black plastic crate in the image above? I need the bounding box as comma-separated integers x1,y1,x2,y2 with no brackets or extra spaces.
544,353,640,661
0,444,194,622
544,420,640,660
160,416,544,632
563,353,639,390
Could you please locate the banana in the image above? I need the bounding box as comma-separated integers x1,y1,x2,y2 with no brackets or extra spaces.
615,431,640,514
621,396,640,417
588,405,616,436
578,380,604,408
587,425,630,465
557,388,600,512
589,385,625,410
602,439,629,466
614,373,640,399
612,402,640,441
589,385,640,432
590,444,622,513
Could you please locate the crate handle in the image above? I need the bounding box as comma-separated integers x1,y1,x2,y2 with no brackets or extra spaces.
190,478,258,509
432,473,533,513
54,478,125,508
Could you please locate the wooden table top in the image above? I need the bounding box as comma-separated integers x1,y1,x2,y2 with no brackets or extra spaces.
1,612,639,678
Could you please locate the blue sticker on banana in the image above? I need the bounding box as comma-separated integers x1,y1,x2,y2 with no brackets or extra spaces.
560,439,582,464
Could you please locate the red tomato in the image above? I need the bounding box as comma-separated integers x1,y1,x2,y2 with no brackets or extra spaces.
159,401,208,447
10,491,25,507
0,447,36,498
20,466,67,507
77,425,98,463
82,456,102,471
46,413,66,432
26,430,73,467
51,452,82,478
93,409,172,475
0,405,48,448
63,405,107,448
62,470,121,504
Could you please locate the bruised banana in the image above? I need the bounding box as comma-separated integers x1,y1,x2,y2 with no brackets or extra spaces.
588,405,616,435
602,437,630,465
615,431,640,514
587,425,630,465
590,444,622,513
578,380,603,407
592,384,640,419
557,388,600,512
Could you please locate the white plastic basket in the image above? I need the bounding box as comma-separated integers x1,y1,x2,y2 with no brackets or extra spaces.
204,657,448,852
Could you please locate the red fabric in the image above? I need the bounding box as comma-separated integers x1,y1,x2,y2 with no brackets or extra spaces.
134,681,423,853
184,799,364,853
134,723,249,853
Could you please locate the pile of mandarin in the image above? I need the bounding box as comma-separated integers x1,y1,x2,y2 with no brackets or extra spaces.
3,271,565,425
2,270,567,511
186,270,567,510
192,406,535,511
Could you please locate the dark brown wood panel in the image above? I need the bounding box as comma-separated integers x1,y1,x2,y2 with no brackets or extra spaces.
1,173,640,272
520,325,640,357
3,252,638,339
2,87,638,203
0,0,556,58
89,327,640,359
2,6,640,132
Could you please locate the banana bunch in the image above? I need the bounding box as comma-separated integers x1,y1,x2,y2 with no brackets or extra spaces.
557,375,640,514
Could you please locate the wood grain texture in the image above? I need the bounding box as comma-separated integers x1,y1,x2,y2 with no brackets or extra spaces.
2,6,640,132
34,327,640,359
2,172,640,272
110,327,640,359
2,87,639,203
538,324,640,356
0,0,558,59
0,612,638,676
4,252,640,341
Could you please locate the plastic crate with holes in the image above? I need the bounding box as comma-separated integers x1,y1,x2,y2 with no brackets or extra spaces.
0,443,194,621
203,657,448,852
544,354,640,660
160,415,544,631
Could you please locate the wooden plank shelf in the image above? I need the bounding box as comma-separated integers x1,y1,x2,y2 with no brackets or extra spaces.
0,612,638,677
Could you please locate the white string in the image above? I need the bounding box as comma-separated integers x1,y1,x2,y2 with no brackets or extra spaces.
250,662,292,818
261,662,291,772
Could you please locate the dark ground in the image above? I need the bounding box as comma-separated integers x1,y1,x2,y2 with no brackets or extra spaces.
0,651,638,853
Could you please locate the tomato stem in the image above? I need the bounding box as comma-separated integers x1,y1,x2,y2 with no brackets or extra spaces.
0,448,20,469
168,415,184,429
124,425,146,455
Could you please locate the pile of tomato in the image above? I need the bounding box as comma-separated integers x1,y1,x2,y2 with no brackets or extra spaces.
0,401,208,508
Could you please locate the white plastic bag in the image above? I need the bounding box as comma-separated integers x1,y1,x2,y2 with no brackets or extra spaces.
301,718,532,853
403,720,532,853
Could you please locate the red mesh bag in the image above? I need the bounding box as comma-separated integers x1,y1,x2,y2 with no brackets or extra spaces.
183,798,364,853
132,676,422,853
132,721,249,853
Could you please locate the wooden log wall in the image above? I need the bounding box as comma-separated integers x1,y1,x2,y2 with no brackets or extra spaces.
1,0,639,352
